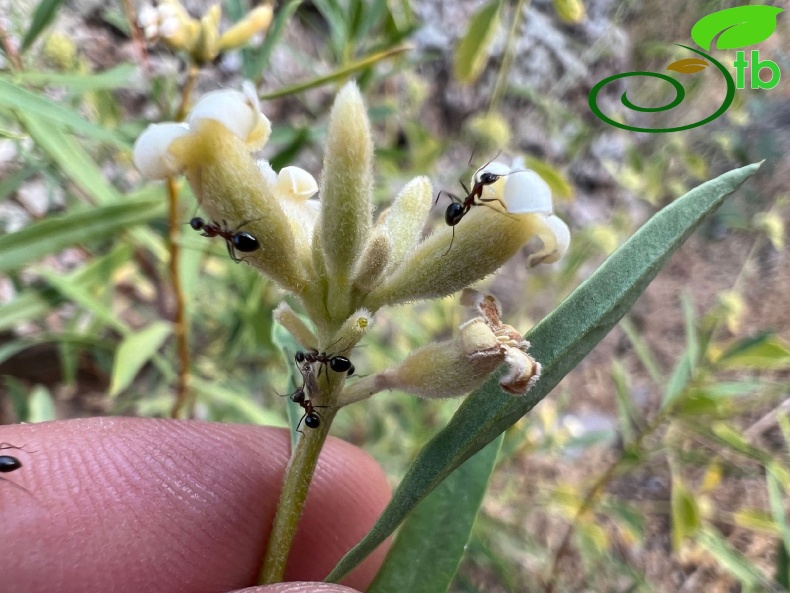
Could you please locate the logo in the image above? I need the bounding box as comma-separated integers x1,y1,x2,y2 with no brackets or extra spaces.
589,6,784,133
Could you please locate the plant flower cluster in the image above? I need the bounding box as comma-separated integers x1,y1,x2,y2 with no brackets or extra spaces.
138,0,273,64
133,81,570,410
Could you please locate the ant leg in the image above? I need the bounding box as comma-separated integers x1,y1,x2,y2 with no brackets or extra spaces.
478,196,508,209
443,225,456,257
225,240,244,264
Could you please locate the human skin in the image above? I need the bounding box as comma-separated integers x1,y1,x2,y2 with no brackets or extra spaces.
0,418,391,593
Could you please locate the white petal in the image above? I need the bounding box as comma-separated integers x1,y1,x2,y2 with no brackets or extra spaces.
143,24,160,39
138,5,159,27
188,89,257,141
274,166,318,202
242,80,262,117
504,170,553,214
528,215,571,266
133,122,190,179
543,215,570,262
157,3,179,19
159,16,180,38
256,159,277,186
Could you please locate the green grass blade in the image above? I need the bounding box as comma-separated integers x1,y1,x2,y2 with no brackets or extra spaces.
193,382,287,427
20,112,121,203
767,469,790,587
20,0,66,52
5,64,139,91
0,197,164,273
27,384,58,422
258,44,410,100
326,162,762,582
0,164,44,202
0,78,129,148
0,245,133,332
368,434,503,593
109,321,172,396
696,529,769,589
38,269,129,335
619,317,664,385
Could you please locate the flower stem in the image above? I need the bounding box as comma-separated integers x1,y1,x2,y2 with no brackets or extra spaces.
169,64,199,418
167,176,191,418
259,410,336,584
0,20,22,71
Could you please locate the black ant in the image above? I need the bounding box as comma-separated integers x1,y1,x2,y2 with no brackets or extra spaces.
281,365,327,432
0,443,26,473
0,455,22,473
295,349,355,379
189,217,260,263
0,443,33,494
435,154,517,254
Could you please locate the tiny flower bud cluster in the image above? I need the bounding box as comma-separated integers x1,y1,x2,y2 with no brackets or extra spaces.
133,81,570,408
138,0,273,64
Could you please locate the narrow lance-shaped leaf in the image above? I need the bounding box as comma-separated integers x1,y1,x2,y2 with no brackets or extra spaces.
0,78,129,148
0,197,165,273
367,434,503,593
326,162,762,582
109,322,173,397
453,0,501,84
20,0,67,52
4,64,139,92
19,112,122,204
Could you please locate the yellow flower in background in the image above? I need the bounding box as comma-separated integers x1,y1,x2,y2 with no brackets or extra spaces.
138,0,273,64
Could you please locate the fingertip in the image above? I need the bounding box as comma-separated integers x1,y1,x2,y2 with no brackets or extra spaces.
0,418,391,593
231,583,360,593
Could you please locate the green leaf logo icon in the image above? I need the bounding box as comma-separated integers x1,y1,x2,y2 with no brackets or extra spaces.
691,5,784,51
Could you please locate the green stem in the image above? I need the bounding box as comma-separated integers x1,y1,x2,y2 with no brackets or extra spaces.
488,0,530,114
259,408,337,583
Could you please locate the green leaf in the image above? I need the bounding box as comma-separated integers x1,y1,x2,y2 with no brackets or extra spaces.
368,434,503,593
690,6,784,51
4,64,139,92
718,335,790,371
27,384,58,422
0,164,44,203
619,317,663,385
612,359,637,443
453,0,501,84
19,112,121,203
109,322,172,397
193,382,287,427
0,78,129,148
767,470,790,584
38,269,129,335
0,197,164,273
696,529,770,588
20,0,66,53
0,245,133,332
326,162,762,582
671,479,700,550
258,44,410,100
